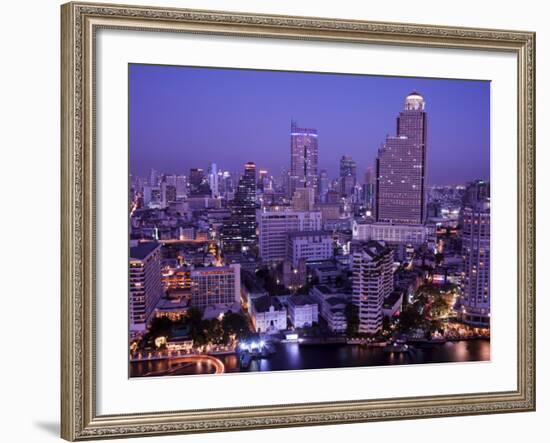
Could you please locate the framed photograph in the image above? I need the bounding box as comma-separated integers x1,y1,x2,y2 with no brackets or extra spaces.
61,1,536,440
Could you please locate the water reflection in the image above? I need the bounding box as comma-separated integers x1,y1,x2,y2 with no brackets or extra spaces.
130,339,490,377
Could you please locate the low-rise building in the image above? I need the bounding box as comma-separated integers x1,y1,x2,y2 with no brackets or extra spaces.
249,296,287,334
310,285,350,333
162,265,191,292
287,294,319,328
307,260,343,285
154,296,190,321
190,264,241,310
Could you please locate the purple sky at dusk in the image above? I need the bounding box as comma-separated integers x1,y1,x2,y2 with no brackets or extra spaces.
129,64,490,185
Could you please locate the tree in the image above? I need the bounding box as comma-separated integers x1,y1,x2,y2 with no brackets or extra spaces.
148,316,173,338
431,296,450,319
221,311,251,341
204,318,224,344
185,306,205,345
345,303,359,337
398,305,422,333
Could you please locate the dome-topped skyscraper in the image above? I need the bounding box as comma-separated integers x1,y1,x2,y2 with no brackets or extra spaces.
404,91,425,111
376,92,428,225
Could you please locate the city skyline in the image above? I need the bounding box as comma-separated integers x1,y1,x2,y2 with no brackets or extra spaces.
129,68,491,377
129,64,490,185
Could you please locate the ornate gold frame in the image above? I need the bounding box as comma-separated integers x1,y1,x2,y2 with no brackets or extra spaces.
61,2,536,440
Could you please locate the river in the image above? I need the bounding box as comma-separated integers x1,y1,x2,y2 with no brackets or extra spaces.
130,339,490,377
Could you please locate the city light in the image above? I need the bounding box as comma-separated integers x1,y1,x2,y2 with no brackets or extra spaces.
128,80,490,378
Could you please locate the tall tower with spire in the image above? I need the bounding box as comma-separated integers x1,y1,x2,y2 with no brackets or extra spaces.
375,92,428,225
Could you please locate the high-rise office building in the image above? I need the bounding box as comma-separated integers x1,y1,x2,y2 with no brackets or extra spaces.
161,182,177,207
129,242,163,334
351,240,394,334
221,162,257,253
363,166,376,210
376,92,428,225
318,169,329,202
339,155,357,197
149,168,160,187
460,181,491,327
257,169,272,193
289,120,318,197
189,168,211,195
175,175,187,198
208,162,220,198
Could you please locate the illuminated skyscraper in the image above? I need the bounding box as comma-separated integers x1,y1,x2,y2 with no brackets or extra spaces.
289,120,318,198
376,92,428,225
129,242,163,334
208,162,220,198
221,162,257,253
351,240,394,334
460,180,491,327
339,155,357,197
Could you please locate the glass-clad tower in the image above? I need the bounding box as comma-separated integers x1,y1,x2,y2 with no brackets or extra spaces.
221,162,257,253
289,120,318,198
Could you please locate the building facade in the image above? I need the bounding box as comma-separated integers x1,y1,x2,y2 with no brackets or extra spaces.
287,294,319,328
339,155,357,197
311,285,350,333
286,230,333,266
189,264,241,310
257,208,322,262
250,295,287,334
221,162,257,253
351,241,394,334
376,92,428,225
460,181,491,327
289,120,318,197
292,186,315,211
352,220,429,246
129,242,164,334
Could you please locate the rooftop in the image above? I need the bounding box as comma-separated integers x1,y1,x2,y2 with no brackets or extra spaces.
130,242,161,260
287,230,332,239
351,240,391,259
288,294,317,307
314,285,334,295
253,295,283,313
